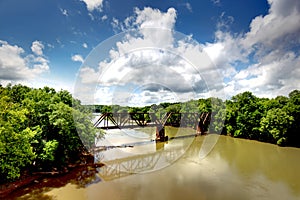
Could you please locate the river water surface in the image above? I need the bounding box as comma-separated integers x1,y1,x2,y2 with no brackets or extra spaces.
8,127,300,200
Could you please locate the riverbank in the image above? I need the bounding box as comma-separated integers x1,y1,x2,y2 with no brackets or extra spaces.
0,154,104,199
0,174,42,198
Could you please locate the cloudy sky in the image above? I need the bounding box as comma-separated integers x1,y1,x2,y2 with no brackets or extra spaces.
0,0,299,105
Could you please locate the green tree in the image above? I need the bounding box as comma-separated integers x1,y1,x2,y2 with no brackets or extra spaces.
198,98,212,112
0,85,100,181
226,92,263,139
180,100,198,113
0,96,36,182
260,108,294,145
224,99,238,136
285,90,300,146
209,97,226,133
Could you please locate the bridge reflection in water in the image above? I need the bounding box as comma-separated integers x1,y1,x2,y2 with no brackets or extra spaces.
94,129,202,181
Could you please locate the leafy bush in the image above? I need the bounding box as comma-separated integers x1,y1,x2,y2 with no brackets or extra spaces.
0,85,101,182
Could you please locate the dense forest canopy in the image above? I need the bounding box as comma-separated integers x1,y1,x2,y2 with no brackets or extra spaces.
0,84,100,183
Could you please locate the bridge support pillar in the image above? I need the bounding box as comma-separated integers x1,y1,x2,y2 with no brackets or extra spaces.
156,125,168,142
196,121,205,135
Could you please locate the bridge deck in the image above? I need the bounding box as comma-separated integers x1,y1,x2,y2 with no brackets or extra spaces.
96,123,157,129
94,112,212,131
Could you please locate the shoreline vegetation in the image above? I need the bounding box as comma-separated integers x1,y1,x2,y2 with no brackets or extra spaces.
0,84,104,197
92,89,300,147
0,84,299,197
0,154,104,198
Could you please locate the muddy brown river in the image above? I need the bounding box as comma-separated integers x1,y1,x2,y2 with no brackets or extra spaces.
7,127,300,200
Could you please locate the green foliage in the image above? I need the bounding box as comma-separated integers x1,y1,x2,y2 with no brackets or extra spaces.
40,140,59,161
0,95,36,181
285,90,300,146
209,98,226,133
0,85,100,182
223,90,300,147
180,100,198,113
198,98,212,112
226,92,263,139
165,103,181,113
260,108,294,146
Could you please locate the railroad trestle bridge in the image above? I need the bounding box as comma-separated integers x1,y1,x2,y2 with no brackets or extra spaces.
94,112,213,139
92,113,210,181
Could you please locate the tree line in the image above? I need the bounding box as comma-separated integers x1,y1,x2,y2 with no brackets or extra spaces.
225,90,300,147
93,90,300,147
0,84,100,183
1,83,299,183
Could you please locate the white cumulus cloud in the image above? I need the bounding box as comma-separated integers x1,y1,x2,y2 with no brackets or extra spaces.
101,15,108,21
31,40,44,56
0,40,49,81
204,0,300,98
242,0,300,52
71,54,84,63
81,0,104,12
76,7,223,105
83,43,88,48
76,0,300,105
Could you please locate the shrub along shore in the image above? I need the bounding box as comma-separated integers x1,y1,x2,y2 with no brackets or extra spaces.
0,84,102,185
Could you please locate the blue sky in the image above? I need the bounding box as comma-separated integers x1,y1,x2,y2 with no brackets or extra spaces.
0,0,299,105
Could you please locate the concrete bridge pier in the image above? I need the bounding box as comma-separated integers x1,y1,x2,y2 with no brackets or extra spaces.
156,124,168,142
196,122,205,135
